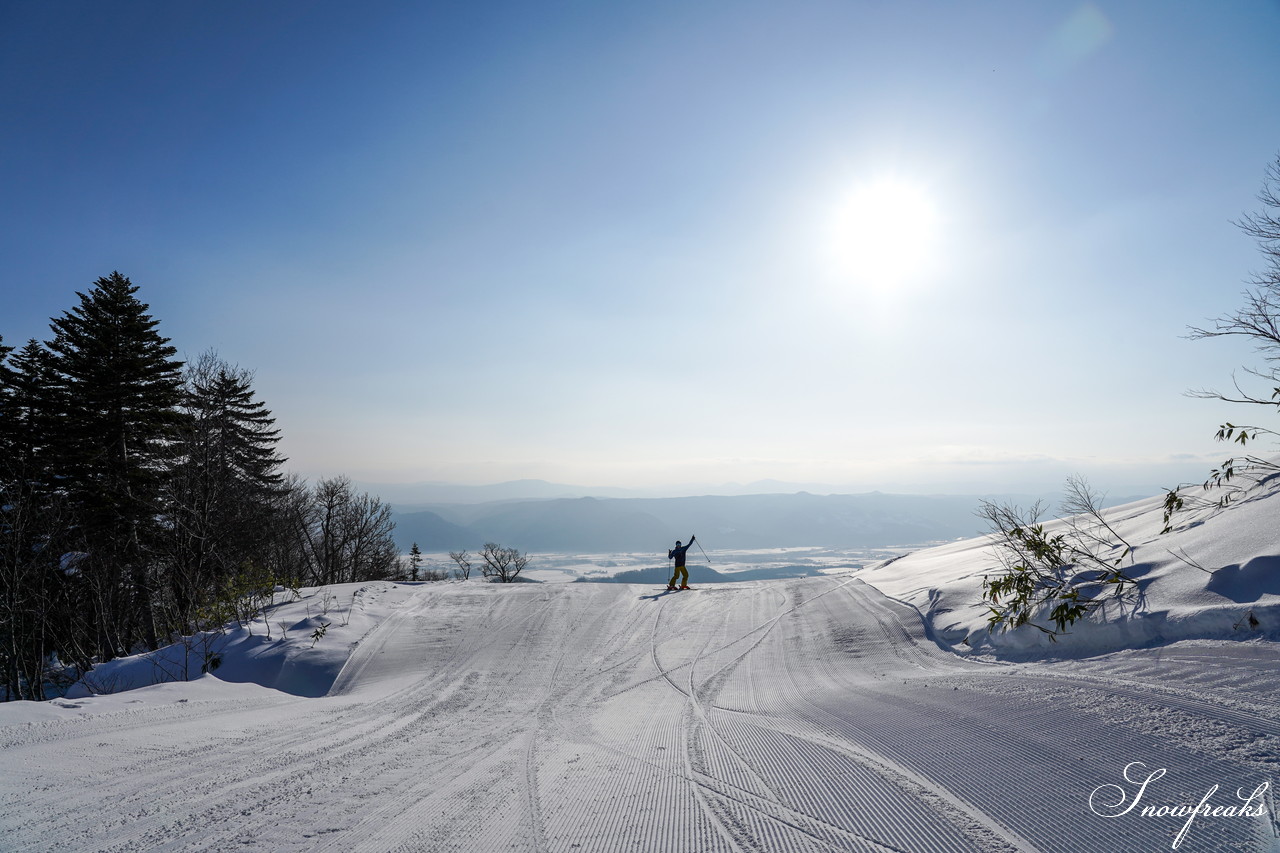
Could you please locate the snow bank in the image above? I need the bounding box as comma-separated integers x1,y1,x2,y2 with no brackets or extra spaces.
860,478,1280,658
0,674,282,725
64,580,428,700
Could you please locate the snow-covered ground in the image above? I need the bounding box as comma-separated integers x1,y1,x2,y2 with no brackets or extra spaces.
2,483,1279,851
866,479,1280,659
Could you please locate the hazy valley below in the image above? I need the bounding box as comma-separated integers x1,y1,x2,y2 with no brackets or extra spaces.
389,490,1002,555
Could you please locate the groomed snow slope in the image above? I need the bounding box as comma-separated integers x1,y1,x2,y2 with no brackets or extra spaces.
3,576,1278,851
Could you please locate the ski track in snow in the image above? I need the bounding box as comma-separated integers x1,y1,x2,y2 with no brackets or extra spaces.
2,578,1276,852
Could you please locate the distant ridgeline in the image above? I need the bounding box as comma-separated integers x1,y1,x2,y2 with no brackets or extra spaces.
391,492,1001,553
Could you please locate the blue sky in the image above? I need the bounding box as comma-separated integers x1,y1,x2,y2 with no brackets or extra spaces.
4,1,1280,495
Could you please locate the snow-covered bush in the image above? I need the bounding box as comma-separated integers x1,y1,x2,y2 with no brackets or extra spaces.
979,476,1138,640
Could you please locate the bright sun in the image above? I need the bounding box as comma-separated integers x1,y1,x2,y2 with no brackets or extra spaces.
828,178,940,288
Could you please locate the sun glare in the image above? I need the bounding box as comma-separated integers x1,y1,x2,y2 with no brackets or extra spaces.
828,178,940,288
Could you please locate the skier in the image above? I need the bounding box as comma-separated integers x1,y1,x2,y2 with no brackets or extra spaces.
667,535,696,590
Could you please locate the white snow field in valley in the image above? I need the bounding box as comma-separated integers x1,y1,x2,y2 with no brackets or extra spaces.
3,484,1280,852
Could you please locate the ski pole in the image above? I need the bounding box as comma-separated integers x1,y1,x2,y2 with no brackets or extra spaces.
695,540,711,563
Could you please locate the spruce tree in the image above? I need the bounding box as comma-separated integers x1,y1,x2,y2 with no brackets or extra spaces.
195,357,285,493
409,543,423,581
2,340,63,492
0,334,11,390
166,352,286,625
45,272,186,657
0,339,77,697
0,335,13,464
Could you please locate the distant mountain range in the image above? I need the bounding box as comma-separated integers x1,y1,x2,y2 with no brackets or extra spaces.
391,491,1016,553
358,478,876,507
358,479,640,506
376,478,1150,555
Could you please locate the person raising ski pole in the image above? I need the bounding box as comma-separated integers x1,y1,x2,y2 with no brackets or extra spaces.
667,535,696,591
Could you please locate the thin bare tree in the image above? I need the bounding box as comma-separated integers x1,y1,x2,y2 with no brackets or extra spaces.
448,550,473,580
479,542,529,583
1186,154,1280,487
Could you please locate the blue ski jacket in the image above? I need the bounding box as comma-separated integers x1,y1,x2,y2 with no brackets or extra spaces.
668,535,696,567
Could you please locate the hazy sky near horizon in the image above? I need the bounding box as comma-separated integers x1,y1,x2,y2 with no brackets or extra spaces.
4,1,1280,496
